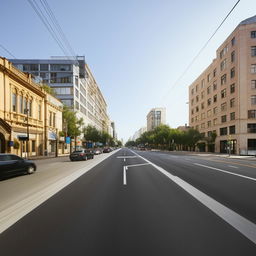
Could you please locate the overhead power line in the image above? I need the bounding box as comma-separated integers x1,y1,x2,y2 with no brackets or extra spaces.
0,44,17,59
161,0,241,102
27,0,77,62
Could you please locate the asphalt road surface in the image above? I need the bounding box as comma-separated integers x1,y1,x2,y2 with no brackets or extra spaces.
0,148,256,256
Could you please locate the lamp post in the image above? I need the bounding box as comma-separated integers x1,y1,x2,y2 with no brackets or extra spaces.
24,108,29,159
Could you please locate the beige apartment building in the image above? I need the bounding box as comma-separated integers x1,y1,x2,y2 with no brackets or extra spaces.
147,107,166,131
189,15,256,155
0,57,64,157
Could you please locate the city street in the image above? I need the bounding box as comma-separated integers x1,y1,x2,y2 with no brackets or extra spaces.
0,148,256,255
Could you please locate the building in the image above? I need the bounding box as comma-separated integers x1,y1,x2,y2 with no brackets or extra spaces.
132,126,147,141
189,15,256,155
0,57,64,157
147,108,166,131
10,57,111,139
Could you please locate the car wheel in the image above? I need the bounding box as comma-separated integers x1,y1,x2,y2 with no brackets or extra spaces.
27,166,35,175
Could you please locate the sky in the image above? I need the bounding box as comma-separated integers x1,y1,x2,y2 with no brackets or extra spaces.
1,0,256,142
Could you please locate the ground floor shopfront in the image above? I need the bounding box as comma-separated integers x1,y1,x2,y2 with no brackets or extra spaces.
0,120,69,157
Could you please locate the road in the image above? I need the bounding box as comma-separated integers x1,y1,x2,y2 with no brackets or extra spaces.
0,148,256,255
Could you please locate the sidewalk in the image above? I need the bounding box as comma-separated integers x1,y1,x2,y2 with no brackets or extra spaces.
28,153,69,161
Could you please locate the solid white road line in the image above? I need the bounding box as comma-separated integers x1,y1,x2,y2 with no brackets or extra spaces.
123,166,127,185
194,163,256,182
116,156,137,158
126,163,150,168
130,149,256,245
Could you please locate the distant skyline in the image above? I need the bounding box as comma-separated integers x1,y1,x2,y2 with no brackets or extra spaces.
1,0,256,142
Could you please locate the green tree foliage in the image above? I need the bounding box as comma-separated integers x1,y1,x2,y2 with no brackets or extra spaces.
62,105,83,138
83,125,101,142
128,125,206,151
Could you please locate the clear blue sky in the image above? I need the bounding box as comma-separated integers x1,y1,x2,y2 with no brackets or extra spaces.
1,0,256,142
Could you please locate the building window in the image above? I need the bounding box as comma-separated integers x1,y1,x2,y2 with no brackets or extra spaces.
213,81,217,90
53,113,56,128
191,109,194,115
220,49,224,59
75,101,79,110
251,46,256,57
40,64,48,71
231,51,235,62
231,37,235,46
12,93,17,112
201,113,205,119
230,67,235,78
196,95,199,102
201,91,205,99
191,88,194,95
220,59,227,71
201,80,205,88
213,107,218,115
221,89,226,98
248,139,256,150
207,121,211,128
213,118,217,126
23,98,28,114
220,127,228,136
50,64,71,71
201,102,204,110
230,98,235,108
251,64,256,73
191,99,194,105
251,31,256,38
230,112,235,120
75,76,79,86
221,74,227,85
196,85,198,92
62,99,73,107
229,125,236,134
221,102,227,111
213,94,217,103
31,140,36,152
207,110,212,117
54,87,72,95
191,118,194,123
251,80,256,89
201,123,205,129
221,115,227,123
207,98,211,106
196,106,199,112
207,86,211,94
251,95,256,105
207,74,211,82
30,64,39,71
75,89,79,98
213,68,217,77
248,123,256,133
230,83,235,93
248,110,256,118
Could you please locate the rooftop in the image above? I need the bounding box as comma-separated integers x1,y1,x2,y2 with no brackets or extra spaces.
239,15,256,26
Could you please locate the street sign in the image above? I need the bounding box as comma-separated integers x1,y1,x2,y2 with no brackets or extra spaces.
65,137,71,144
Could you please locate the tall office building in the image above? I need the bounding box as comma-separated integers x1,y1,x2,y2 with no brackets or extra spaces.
189,15,256,154
10,56,111,134
147,108,166,131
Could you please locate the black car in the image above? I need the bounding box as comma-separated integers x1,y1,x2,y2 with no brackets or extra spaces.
103,147,112,153
0,154,36,179
69,149,94,161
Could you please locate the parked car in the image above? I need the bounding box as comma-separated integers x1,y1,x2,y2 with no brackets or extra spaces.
103,147,112,153
93,149,102,155
0,154,36,179
69,149,94,161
